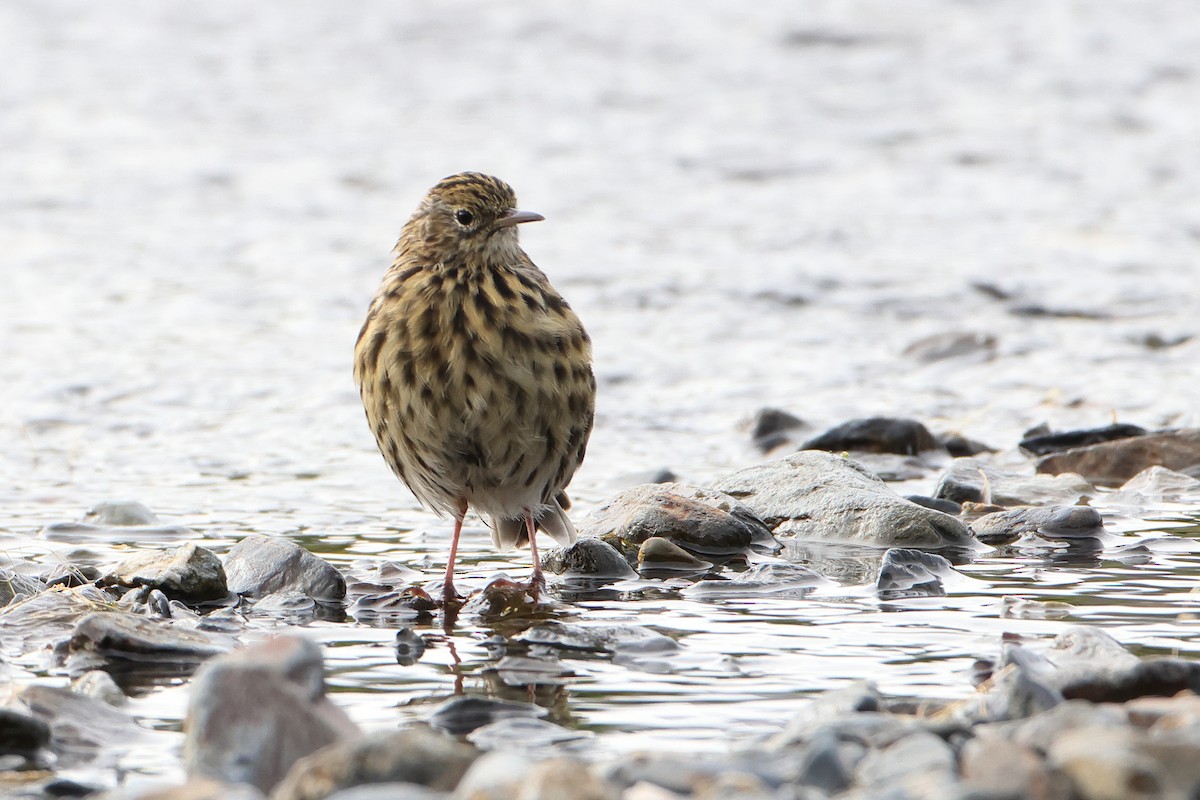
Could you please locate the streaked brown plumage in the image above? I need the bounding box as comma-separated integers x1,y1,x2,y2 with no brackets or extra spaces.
353,172,595,602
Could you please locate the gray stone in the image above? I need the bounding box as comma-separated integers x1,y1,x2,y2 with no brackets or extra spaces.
855,730,957,793
960,735,1063,800
70,670,127,706
466,716,591,753
1020,423,1150,456
541,537,636,579
748,407,807,452
66,611,234,675
83,500,161,526
935,457,1094,506
876,548,953,599
970,505,1105,545
713,451,976,548
1047,726,1164,800
582,483,779,558
0,568,45,606
520,621,678,656
427,695,547,737
223,534,346,602
101,543,228,603
1037,428,1200,487
185,636,359,793
902,330,997,363
272,729,478,800
18,684,143,767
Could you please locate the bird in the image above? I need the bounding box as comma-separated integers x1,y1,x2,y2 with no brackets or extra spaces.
353,172,595,604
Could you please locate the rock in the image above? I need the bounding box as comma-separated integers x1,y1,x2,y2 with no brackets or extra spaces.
541,538,636,579
636,537,713,575
427,696,547,737
582,483,778,559
130,779,267,800
184,636,359,792
801,417,940,455
940,432,996,458
0,585,115,659
904,495,962,515
394,628,426,666
0,568,44,606
902,330,996,363
117,585,174,617
515,758,620,800
980,699,1130,754
683,562,825,599
482,656,572,690
1105,466,1200,510
223,534,346,603
712,451,976,548
466,717,592,753
971,505,1106,545
747,407,806,452
452,749,533,800
1020,423,1149,456
66,611,234,676
1047,726,1165,800
271,729,477,800
876,548,953,600
520,621,679,657
0,707,51,760
1037,428,1200,487
100,543,228,603
935,457,1094,506
462,576,541,618
70,670,127,706
83,500,162,526
959,734,1064,800
854,730,957,793
18,684,143,767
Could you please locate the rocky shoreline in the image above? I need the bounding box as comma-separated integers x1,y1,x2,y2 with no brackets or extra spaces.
2,421,1200,799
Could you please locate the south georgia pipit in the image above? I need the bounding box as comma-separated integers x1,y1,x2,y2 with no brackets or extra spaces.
353,172,596,605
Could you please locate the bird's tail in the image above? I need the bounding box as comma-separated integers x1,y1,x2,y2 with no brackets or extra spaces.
491,493,579,551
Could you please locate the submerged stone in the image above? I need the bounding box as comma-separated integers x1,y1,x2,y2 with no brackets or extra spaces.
876,548,953,600
427,695,547,737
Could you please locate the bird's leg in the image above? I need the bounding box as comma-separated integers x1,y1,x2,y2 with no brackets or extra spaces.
524,509,545,601
443,499,468,604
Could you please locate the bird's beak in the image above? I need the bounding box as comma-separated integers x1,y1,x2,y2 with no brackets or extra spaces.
495,209,545,228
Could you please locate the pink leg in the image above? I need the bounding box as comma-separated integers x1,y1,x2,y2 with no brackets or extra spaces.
443,500,468,603
525,510,544,599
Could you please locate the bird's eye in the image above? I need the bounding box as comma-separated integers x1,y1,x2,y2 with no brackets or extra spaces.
454,209,475,226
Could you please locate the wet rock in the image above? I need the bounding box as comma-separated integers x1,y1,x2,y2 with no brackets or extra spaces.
0,707,50,760
66,611,234,676
117,585,174,617
252,590,319,622
100,543,228,604
1105,466,1200,510
271,729,477,800
747,407,806,452
876,548,952,600
637,537,713,575
1047,726,1165,800
855,730,957,794
904,495,962,515
935,457,1094,506
965,652,1065,723
542,538,636,579
19,684,143,767
0,585,115,660
428,695,547,737
1037,428,1200,487
39,519,203,544
70,670,127,706
349,588,435,625
521,621,678,656
902,330,996,363
462,576,542,618
1020,423,1150,456
83,500,162,526
940,432,996,458
223,534,346,603
600,752,752,796
712,451,976,548
185,636,359,793
483,655,572,690
582,483,778,559
971,505,1106,545
801,416,940,455
394,628,426,666
467,717,592,753
960,734,1063,800
0,568,44,606
683,563,825,599
982,700,1130,754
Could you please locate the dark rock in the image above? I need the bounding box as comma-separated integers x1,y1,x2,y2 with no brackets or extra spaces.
18,684,143,767
876,548,953,600
271,729,477,800
1020,423,1149,456
713,451,976,548
100,543,228,603
801,417,940,455
463,576,542,618
1062,657,1200,704
792,730,855,794
0,707,50,759
935,457,1093,506
427,695,546,737
748,407,806,452
905,494,962,514
185,636,359,793
582,483,779,559
541,538,636,579
971,506,1106,545
941,432,997,458
1037,428,1200,486
223,534,346,603
636,537,713,575
116,585,173,617
66,611,233,676
0,568,45,606
902,330,996,363
394,628,426,666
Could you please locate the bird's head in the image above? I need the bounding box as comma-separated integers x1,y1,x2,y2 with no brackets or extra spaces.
414,172,543,263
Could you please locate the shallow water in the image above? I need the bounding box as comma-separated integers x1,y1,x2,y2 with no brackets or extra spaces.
3,0,1200,791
